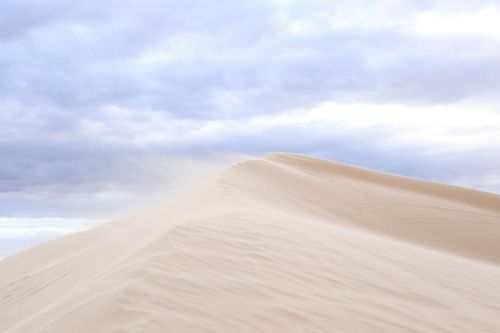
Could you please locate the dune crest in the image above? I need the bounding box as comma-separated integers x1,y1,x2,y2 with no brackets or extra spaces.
1,153,500,332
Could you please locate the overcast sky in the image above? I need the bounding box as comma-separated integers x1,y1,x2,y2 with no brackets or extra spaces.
1,0,500,255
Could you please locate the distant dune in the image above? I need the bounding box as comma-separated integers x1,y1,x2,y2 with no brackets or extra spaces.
1,153,500,332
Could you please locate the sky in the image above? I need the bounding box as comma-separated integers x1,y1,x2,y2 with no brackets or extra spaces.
1,0,500,256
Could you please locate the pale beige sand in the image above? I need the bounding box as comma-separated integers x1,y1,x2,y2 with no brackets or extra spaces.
1,153,500,332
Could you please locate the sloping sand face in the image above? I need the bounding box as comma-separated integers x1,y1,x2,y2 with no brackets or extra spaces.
1,153,500,332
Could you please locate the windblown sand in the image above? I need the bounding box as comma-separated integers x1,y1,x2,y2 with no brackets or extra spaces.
1,153,500,332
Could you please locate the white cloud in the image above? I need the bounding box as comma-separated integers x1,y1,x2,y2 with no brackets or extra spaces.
304,102,500,151
413,6,500,38
0,217,99,238
0,217,101,257
156,101,500,154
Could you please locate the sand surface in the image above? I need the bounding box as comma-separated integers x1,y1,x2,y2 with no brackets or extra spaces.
1,153,500,332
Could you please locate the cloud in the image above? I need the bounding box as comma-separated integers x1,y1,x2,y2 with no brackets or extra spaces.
413,5,500,38
2,0,500,120
0,217,100,257
0,217,97,238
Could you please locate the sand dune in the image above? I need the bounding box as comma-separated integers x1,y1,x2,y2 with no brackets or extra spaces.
1,153,500,332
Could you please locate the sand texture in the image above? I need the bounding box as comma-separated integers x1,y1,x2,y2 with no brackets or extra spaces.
1,153,500,332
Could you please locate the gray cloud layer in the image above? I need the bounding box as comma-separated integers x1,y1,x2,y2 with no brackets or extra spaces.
2,0,500,119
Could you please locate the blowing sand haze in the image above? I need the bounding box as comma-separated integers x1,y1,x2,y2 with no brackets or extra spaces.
1,153,500,332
